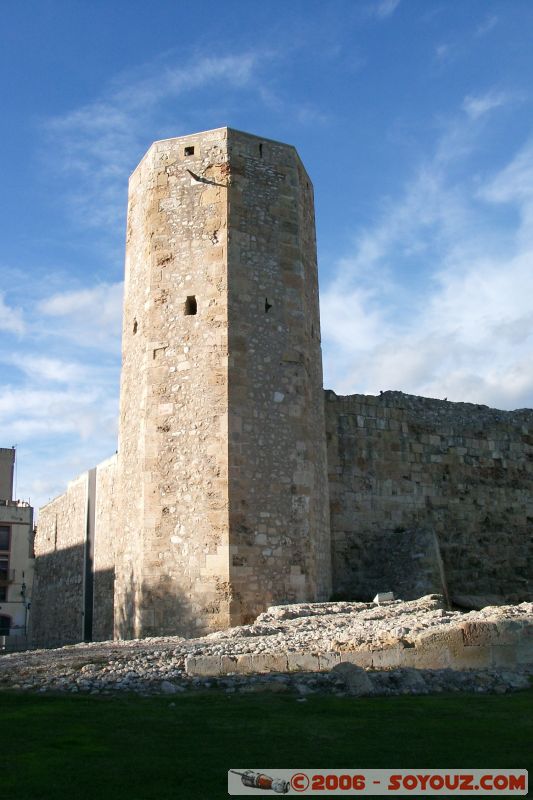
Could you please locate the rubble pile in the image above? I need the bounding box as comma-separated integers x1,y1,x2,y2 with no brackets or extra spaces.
1,596,531,697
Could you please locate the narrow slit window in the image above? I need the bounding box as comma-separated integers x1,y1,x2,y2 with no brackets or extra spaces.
185,296,197,316
265,297,272,313
259,143,263,158
184,146,195,156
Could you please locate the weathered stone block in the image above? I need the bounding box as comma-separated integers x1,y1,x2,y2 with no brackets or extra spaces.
461,621,498,647
287,652,320,672
219,654,253,674
400,648,449,670
184,655,222,676
249,653,289,673
491,645,518,667
516,638,533,665
339,650,373,669
318,652,341,671
371,647,402,669
452,646,492,669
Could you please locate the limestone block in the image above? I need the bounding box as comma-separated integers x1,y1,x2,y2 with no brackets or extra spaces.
516,638,533,665
491,644,518,667
249,653,288,673
413,627,464,658
318,652,341,671
461,621,498,647
494,620,523,644
371,647,402,669
452,646,492,669
184,655,222,676
399,647,449,670
339,650,373,669
220,654,253,674
287,652,320,672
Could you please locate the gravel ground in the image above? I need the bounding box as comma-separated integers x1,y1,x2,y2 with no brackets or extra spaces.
1,595,531,697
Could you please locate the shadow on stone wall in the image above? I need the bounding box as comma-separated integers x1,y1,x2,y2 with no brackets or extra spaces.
115,572,199,640
331,528,449,604
29,544,114,649
31,545,201,649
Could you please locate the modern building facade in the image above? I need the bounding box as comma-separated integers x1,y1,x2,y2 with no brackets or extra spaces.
0,448,34,649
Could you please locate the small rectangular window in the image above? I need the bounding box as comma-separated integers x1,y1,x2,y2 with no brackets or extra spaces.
185,296,197,316
0,526,9,552
184,146,195,156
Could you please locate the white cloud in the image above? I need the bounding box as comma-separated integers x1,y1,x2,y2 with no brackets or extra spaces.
38,281,123,351
43,51,268,229
372,0,401,19
476,15,498,37
0,292,25,335
0,386,112,438
321,115,533,411
462,90,509,120
481,139,533,208
0,382,119,508
3,355,87,384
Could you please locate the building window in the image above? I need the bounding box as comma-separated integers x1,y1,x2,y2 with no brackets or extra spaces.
184,146,195,156
185,296,197,316
0,526,9,593
0,615,10,636
0,525,9,552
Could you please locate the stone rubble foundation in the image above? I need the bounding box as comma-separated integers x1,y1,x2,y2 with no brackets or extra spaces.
2,596,531,698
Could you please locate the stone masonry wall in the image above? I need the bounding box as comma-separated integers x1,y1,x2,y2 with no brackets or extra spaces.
92,455,117,641
31,456,117,648
114,128,331,637
115,129,231,638
326,390,533,604
226,130,331,623
31,474,87,647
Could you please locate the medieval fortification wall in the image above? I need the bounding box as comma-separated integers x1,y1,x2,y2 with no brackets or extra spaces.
326,391,533,606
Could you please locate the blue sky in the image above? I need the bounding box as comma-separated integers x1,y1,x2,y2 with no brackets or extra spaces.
1,0,533,509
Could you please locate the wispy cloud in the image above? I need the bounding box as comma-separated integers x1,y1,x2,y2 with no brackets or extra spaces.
434,42,457,64
1,355,87,384
462,90,510,120
476,14,498,37
372,0,401,19
43,51,270,230
0,279,123,508
321,101,533,411
38,282,123,351
0,292,25,335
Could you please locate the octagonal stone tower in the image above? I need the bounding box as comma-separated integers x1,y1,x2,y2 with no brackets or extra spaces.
115,127,331,639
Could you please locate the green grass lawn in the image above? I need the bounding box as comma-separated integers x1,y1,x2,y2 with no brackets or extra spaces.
1,689,531,799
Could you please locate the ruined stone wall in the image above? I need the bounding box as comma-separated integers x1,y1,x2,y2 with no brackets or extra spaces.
93,455,117,641
326,390,533,604
115,129,231,638
31,474,87,647
31,456,117,648
227,130,330,623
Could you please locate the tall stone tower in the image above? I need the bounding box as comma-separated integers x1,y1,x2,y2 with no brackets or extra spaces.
115,127,330,639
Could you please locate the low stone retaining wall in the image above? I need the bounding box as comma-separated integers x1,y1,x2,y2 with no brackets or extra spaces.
185,619,533,676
